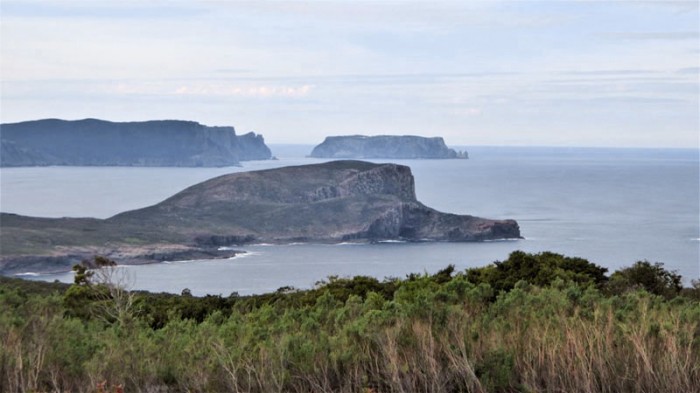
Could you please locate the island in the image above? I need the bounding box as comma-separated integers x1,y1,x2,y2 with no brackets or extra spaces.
0,118,272,167
0,161,520,274
309,135,468,159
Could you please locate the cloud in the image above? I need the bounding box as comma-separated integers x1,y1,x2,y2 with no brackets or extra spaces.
455,107,483,116
2,1,698,147
625,1,699,13
558,70,660,76
586,96,686,104
174,84,314,98
676,67,700,74
111,82,314,98
600,31,699,41
0,0,206,19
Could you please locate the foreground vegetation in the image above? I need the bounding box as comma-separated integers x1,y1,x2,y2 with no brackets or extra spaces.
1,251,699,392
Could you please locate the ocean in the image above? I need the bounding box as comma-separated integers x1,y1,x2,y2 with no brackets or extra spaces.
2,146,698,295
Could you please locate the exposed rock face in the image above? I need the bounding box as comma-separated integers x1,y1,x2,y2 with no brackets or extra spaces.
235,132,273,161
310,135,467,159
0,161,519,274
0,119,272,167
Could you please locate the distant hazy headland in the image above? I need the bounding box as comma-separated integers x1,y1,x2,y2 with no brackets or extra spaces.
310,135,468,159
0,118,272,167
0,161,519,274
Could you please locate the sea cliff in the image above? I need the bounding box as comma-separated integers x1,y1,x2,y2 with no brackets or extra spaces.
310,135,467,159
0,119,271,167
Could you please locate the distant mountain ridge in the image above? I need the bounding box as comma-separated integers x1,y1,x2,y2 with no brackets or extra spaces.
0,118,272,167
310,135,467,159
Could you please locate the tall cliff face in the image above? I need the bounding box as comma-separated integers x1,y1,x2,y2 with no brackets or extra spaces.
0,119,272,167
310,135,467,159
236,132,273,161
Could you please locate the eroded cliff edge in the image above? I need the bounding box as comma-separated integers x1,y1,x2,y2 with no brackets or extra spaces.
0,119,272,167
0,161,519,274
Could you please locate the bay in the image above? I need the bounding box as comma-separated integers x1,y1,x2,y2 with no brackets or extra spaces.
2,146,698,295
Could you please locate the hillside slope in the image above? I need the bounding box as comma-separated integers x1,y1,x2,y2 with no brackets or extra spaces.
0,161,519,273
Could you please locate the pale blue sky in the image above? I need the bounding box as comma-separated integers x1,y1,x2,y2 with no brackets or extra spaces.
1,0,698,147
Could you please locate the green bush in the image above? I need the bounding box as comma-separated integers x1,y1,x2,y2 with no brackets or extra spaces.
607,260,682,299
465,251,608,294
1,252,698,392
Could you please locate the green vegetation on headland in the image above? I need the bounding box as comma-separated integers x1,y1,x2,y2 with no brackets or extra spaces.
2,251,699,392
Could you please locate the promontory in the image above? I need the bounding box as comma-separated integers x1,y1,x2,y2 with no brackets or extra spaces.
0,118,272,167
0,161,519,274
310,135,467,159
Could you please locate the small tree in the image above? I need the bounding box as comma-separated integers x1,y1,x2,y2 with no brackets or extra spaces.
64,256,136,325
72,263,93,285
608,260,682,299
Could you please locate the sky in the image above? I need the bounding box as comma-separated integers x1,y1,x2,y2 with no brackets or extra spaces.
1,0,698,148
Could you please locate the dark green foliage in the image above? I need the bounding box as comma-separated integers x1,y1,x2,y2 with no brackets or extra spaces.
0,276,70,295
1,252,698,392
432,264,456,284
72,256,117,286
134,292,236,329
680,280,700,300
476,350,518,393
63,283,101,320
308,275,397,303
608,260,683,299
466,251,608,294
72,263,92,285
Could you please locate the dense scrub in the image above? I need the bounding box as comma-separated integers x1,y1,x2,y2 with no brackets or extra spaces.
1,251,699,392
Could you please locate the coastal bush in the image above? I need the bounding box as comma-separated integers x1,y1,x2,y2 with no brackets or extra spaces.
0,252,698,392
465,251,609,295
607,260,683,299
681,279,700,300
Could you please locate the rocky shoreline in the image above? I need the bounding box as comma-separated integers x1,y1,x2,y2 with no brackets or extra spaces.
1,245,243,276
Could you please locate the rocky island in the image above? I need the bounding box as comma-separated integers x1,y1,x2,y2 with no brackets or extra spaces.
0,161,519,274
310,135,467,159
0,118,272,167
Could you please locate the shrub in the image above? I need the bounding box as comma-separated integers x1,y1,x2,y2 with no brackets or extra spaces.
607,260,682,299
466,251,608,294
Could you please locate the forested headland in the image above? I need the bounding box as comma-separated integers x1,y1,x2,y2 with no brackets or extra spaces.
2,251,699,392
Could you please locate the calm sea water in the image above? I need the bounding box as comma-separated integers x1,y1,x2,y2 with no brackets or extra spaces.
2,146,698,295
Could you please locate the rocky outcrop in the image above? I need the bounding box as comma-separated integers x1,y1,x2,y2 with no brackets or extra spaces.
0,119,272,167
0,244,241,275
235,132,273,161
0,161,519,274
310,135,468,159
